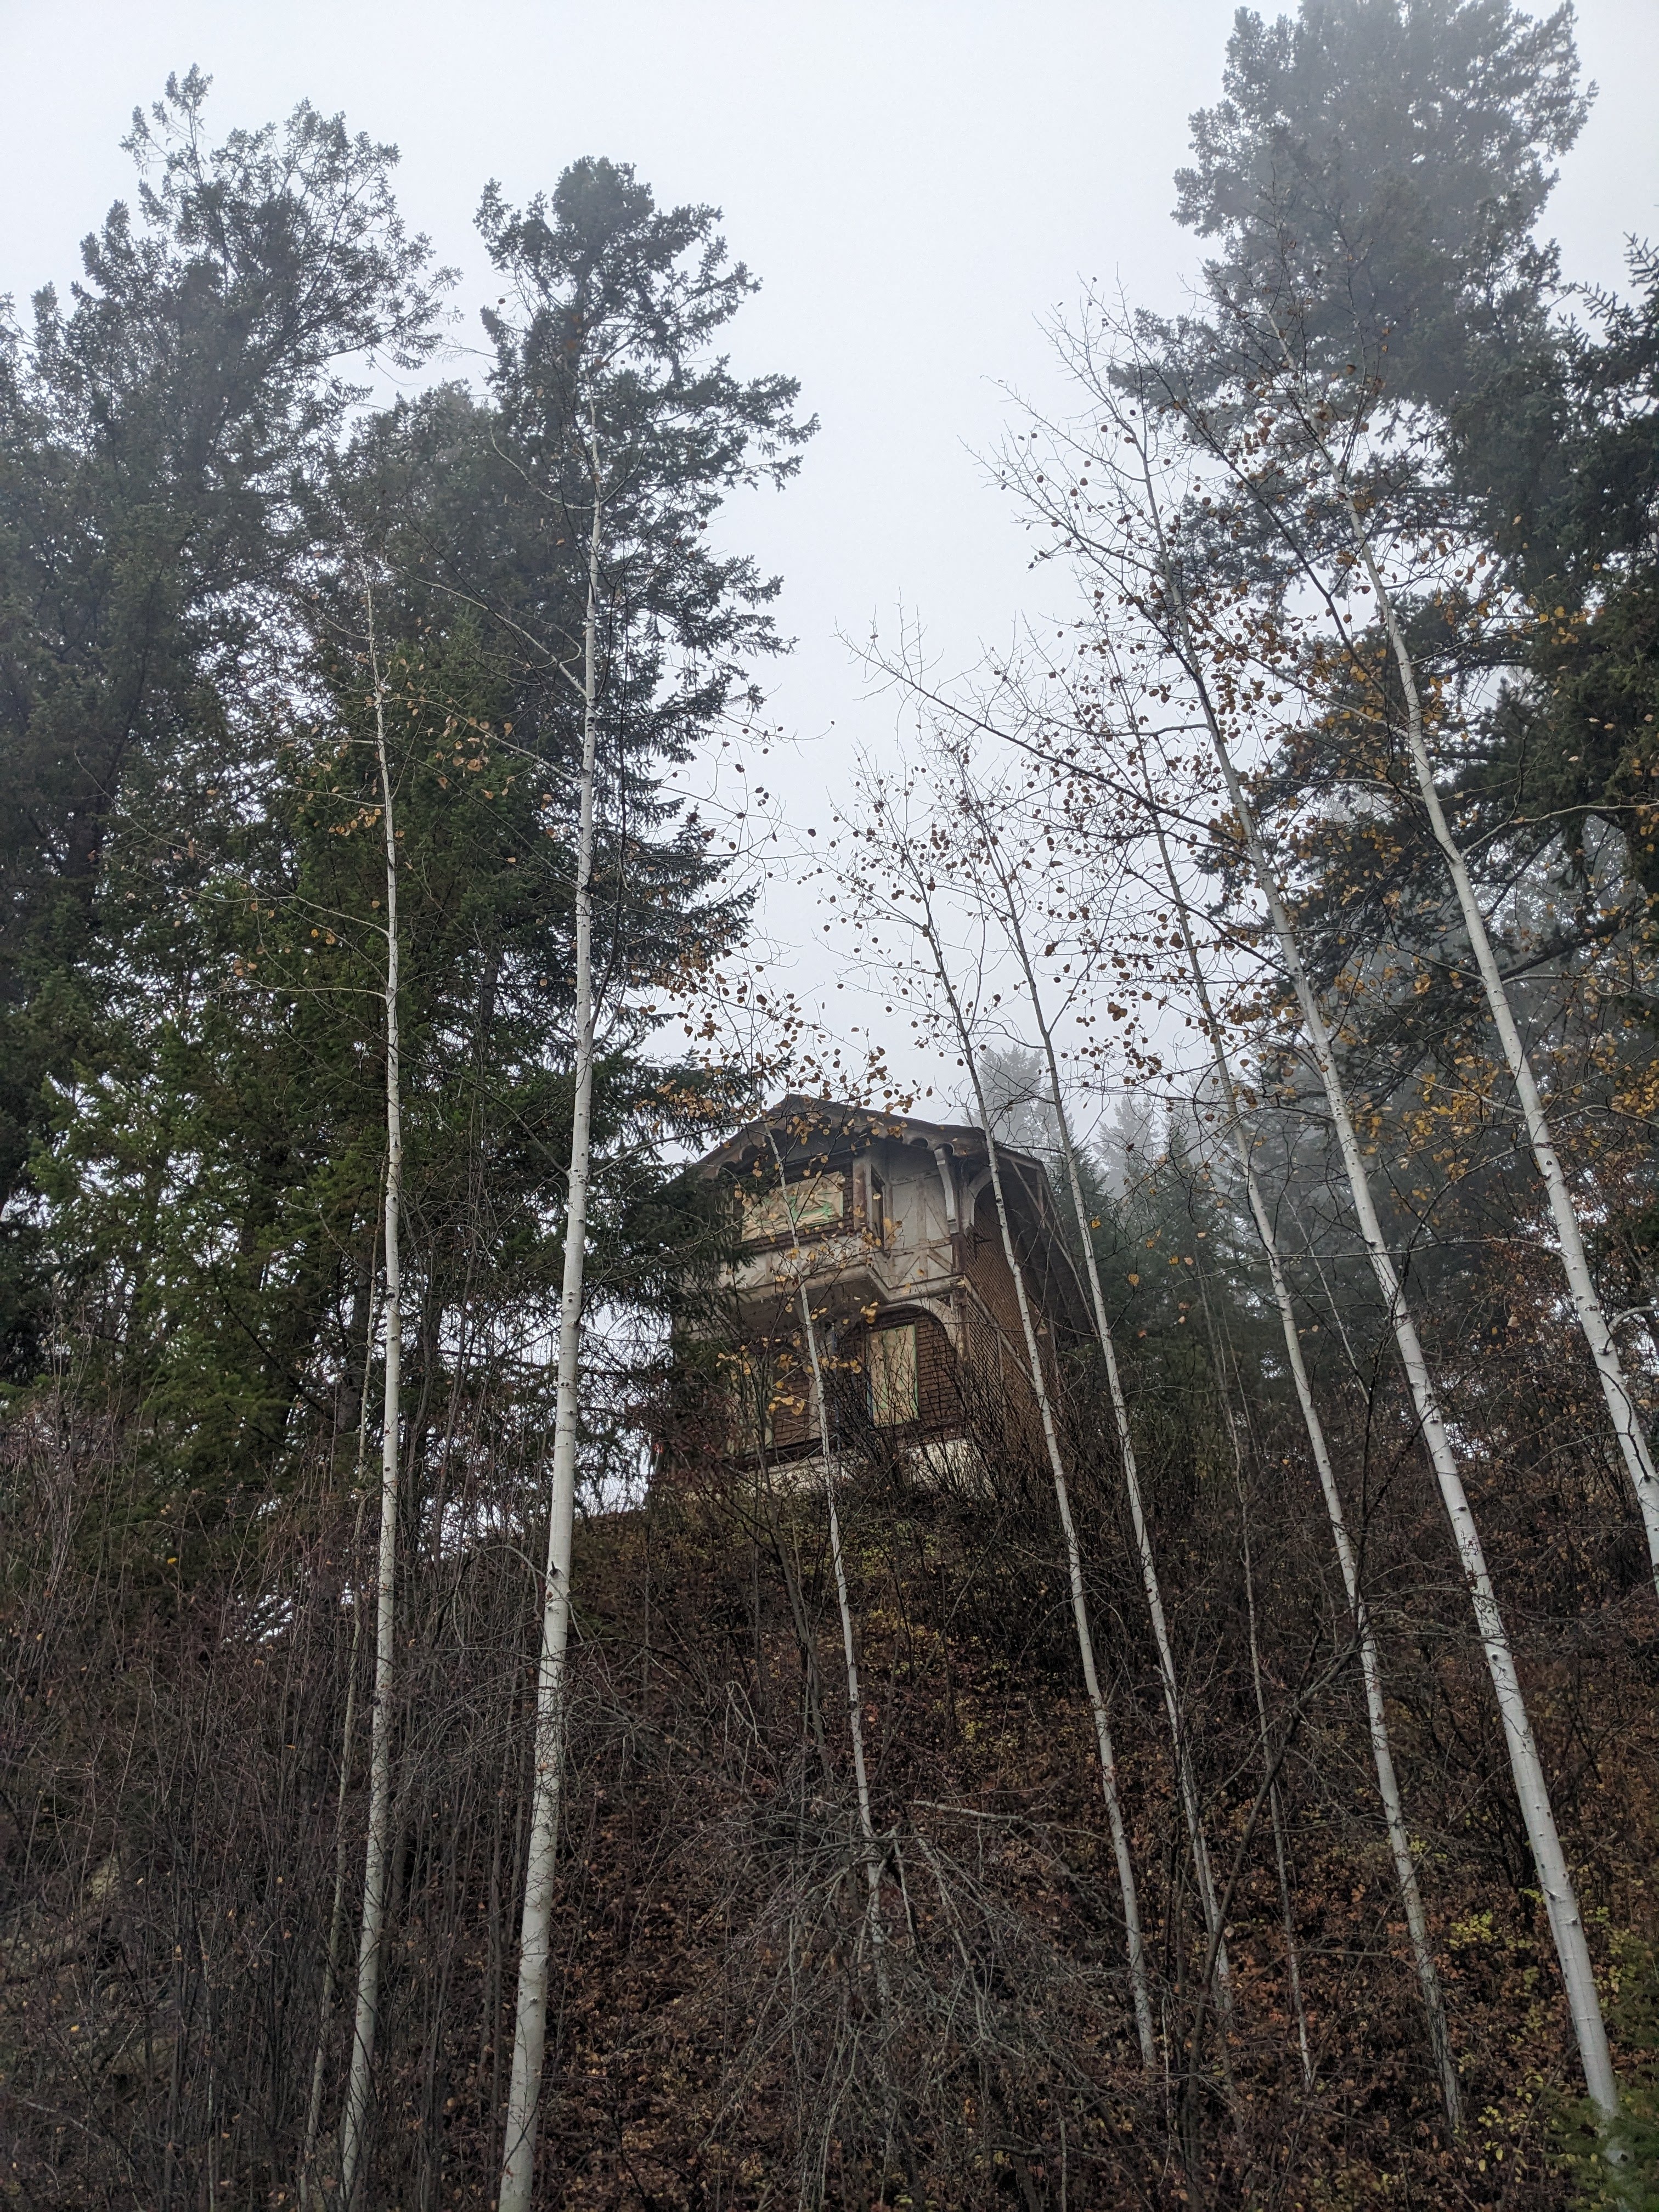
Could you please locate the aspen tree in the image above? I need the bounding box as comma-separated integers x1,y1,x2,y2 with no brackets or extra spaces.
1154,9,1657,1576
870,805,1158,2071
1237,1481,1313,2087
1170,294,1659,1600
340,589,404,2209
1138,766,1461,2124
496,431,604,2212
302,1234,379,2205
479,162,809,2209
946,765,1234,2027
1031,372,1620,2120
732,1330,835,1786
1182,592,1620,2114
301,1474,371,2203
1338,460,1659,1594
765,1123,887,1983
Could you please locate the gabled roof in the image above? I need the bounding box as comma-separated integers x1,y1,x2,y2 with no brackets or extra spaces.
696,1093,1030,1177
695,1096,1093,1339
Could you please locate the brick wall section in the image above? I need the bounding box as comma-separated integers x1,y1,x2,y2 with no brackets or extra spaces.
961,1201,1022,1340
957,1189,1060,1396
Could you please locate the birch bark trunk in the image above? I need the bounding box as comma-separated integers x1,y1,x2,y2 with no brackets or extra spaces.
496,441,604,2212
900,871,1158,2070
968,816,1233,2027
765,1127,887,1985
1132,501,1618,2118
1338,487,1659,1598
340,591,404,2209
300,1476,371,2208
1143,795,1462,2125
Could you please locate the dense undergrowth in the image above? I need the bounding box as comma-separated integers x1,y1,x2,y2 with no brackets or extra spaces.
7,1311,1658,2209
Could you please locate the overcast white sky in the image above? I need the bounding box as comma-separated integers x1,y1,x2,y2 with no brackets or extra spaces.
4,0,1657,1103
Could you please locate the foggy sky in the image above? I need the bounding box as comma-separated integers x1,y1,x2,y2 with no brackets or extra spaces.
4,0,1656,1105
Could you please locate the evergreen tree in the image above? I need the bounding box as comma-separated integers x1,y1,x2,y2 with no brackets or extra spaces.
11,140,807,1545
1171,0,1585,408
0,70,444,1375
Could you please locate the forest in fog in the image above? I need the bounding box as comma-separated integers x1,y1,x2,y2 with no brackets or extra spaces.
4,1,1659,2204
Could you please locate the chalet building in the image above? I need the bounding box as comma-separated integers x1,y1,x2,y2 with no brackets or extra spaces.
684,1096,1091,1482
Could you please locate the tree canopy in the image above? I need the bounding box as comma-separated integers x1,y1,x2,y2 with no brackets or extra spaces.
8,17,1659,2210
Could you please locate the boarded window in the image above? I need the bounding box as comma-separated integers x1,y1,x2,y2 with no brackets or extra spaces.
741,1172,844,1244
868,1324,918,1425
732,1347,814,1452
730,1363,775,1454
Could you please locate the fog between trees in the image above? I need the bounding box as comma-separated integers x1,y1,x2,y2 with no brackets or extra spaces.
5,5,1659,2204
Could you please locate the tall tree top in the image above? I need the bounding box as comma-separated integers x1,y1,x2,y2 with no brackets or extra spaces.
32,66,447,454
1172,0,1589,404
479,157,756,371
476,156,812,486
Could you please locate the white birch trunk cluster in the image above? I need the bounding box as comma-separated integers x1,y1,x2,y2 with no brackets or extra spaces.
320,302,1652,2211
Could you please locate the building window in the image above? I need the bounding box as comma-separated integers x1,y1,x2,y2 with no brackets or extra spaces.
868,1324,918,1426
733,1368,775,1455
740,1171,845,1245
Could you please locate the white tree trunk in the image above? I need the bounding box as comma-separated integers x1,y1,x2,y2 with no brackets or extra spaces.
496,459,604,2212
340,591,404,2210
978,835,1233,2026
1147,551,1618,2118
300,1480,371,2208
1341,490,1659,1597
1237,1485,1313,2086
905,883,1158,2071
1146,800,1462,2124
766,1130,888,1984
